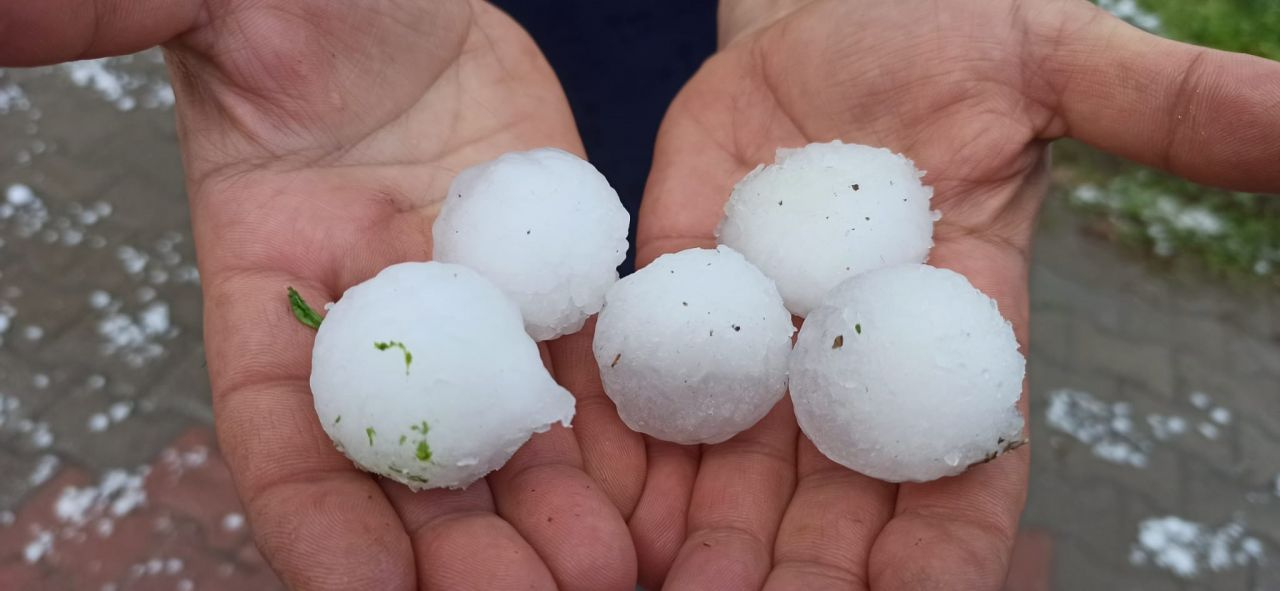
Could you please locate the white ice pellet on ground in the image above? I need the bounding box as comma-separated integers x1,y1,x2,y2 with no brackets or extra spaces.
6,183,35,206
790,264,1025,482
432,148,630,341
593,246,794,444
310,262,575,490
718,141,936,316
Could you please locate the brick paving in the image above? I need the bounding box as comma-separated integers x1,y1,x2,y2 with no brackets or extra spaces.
1024,199,1280,590
2,53,1277,590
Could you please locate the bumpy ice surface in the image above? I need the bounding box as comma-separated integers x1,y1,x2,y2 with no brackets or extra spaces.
432,148,630,341
717,140,936,317
790,264,1025,482
593,246,794,444
311,262,576,490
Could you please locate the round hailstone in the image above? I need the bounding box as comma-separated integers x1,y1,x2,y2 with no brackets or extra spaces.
432,148,630,341
717,140,937,317
310,262,575,490
790,264,1025,482
593,246,794,444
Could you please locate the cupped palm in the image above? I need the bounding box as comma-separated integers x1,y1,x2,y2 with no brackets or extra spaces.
631,1,1280,589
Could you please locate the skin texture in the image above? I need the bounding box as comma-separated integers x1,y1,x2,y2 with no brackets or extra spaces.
1,1,644,589
631,1,1280,590
2,0,1278,590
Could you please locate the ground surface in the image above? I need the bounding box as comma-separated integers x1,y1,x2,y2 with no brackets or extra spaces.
1,54,1277,591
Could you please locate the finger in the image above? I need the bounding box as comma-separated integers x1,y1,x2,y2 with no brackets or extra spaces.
381,479,559,591
205,275,415,591
866,241,1033,590
629,438,700,589
546,321,648,517
484,344,637,591
868,446,1030,590
763,436,895,591
1032,2,1280,191
662,400,799,591
0,0,202,66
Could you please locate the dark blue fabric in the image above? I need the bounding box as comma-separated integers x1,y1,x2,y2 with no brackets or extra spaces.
489,1,718,272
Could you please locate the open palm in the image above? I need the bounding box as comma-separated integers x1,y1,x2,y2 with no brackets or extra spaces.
632,0,1280,589
179,3,646,589
4,0,638,589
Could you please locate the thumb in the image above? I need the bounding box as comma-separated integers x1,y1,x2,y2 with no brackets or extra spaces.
0,0,203,66
1031,1,1280,192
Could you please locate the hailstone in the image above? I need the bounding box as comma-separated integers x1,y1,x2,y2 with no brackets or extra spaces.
717,140,937,317
310,262,575,490
432,148,630,341
789,264,1025,482
593,246,794,444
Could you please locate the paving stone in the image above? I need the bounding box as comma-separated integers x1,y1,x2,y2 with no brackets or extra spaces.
1050,537,1182,591
1233,422,1280,486
145,347,212,424
1029,308,1075,368
1226,334,1280,378
1029,264,1125,333
1114,292,1180,347
1076,321,1175,397
45,390,192,470
1025,469,1132,563
1172,352,1280,438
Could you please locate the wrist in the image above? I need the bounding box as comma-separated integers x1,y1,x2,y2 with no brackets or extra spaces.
717,0,814,46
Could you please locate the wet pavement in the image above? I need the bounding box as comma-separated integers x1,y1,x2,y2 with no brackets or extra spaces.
1,53,1277,590
1023,196,1280,590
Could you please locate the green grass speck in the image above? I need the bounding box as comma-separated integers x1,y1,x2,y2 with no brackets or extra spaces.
366,427,376,446
287,287,324,330
374,341,413,375
416,440,432,463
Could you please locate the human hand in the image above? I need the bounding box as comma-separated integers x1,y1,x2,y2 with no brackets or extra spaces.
2,1,641,589
632,0,1280,588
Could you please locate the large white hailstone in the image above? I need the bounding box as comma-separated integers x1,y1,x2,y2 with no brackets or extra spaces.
310,262,575,490
593,246,794,444
790,264,1025,482
432,148,630,341
717,140,937,317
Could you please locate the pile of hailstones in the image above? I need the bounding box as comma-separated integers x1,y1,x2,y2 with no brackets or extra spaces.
302,142,1025,491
